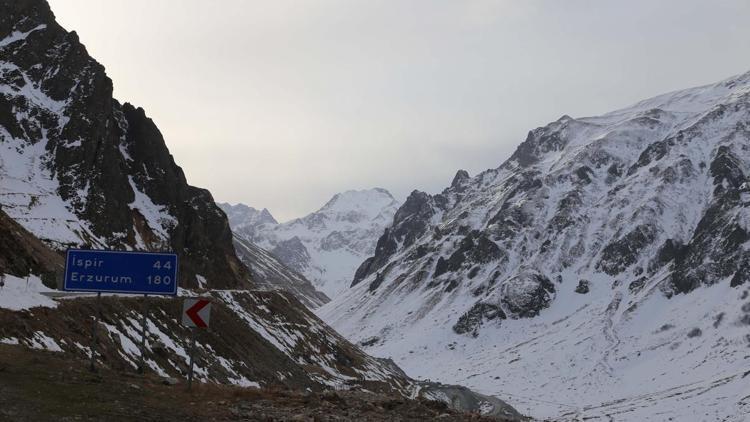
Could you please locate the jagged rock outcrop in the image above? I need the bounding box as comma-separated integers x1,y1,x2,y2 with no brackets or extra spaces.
452,302,506,337
352,190,445,287
575,279,590,294
0,207,63,282
0,0,250,288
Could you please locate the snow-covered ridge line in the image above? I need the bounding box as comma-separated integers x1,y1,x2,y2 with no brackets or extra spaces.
319,70,750,420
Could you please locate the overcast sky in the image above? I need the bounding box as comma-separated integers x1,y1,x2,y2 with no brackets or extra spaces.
48,0,750,221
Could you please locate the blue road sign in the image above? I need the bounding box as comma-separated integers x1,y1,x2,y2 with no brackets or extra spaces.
64,249,178,295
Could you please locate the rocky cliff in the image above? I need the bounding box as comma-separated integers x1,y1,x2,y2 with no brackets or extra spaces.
0,207,63,280
0,0,249,288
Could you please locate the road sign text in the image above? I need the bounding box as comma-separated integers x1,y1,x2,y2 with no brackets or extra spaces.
64,249,178,295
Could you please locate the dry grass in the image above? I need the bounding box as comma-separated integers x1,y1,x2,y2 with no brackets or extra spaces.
0,344,506,421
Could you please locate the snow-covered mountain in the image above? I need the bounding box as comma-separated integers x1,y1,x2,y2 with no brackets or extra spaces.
0,0,248,288
218,203,278,240
232,235,330,308
319,71,750,420
215,203,328,305
220,188,401,298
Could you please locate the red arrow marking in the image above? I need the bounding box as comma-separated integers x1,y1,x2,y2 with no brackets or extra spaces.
186,299,210,328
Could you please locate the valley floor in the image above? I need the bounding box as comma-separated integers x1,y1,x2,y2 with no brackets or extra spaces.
0,344,512,421
321,272,750,421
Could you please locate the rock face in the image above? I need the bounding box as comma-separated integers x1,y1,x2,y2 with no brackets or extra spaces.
0,207,63,282
0,0,250,288
319,71,750,420
219,188,400,297
575,279,590,294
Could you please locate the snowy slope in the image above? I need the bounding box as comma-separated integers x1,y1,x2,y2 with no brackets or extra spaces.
0,57,106,249
220,188,401,298
233,235,330,308
0,286,413,393
0,274,57,311
319,71,750,420
214,204,328,306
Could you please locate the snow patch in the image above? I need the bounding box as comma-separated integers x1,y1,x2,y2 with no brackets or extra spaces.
0,274,57,310
28,331,62,352
0,24,46,49
127,176,176,245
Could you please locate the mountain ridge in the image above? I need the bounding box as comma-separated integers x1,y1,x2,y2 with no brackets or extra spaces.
220,187,401,298
319,70,750,420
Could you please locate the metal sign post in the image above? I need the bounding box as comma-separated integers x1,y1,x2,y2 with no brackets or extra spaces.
89,292,101,372
187,328,197,391
137,294,148,374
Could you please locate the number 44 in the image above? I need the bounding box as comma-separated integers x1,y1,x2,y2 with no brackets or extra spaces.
153,261,172,270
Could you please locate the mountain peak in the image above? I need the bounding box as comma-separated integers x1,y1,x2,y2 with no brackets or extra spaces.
325,187,395,203
231,188,402,298
318,188,398,219
216,203,278,241
451,170,470,188
219,202,277,221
